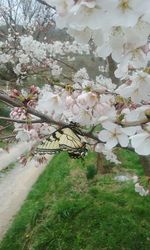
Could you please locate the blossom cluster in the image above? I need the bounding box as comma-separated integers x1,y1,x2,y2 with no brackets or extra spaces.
0,33,90,82
45,0,150,77
0,0,150,163
33,0,150,157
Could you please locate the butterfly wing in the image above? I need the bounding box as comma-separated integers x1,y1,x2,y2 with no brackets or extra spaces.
36,125,87,158
59,128,87,158
59,128,83,150
36,130,63,154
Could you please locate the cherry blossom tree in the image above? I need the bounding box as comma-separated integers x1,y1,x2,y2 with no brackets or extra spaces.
0,0,150,195
0,0,54,32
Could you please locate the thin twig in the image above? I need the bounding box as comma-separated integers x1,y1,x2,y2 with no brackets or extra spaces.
51,56,76,71
0,124,12,131
0,135,16,140
36,0,56,9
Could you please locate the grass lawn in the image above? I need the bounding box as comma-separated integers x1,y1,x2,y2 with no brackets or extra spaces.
0,150,150,250
0,101,14,137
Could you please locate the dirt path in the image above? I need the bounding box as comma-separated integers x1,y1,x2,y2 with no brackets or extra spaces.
0,157,52,241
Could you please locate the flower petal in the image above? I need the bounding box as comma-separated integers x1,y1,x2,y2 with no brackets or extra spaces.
118,134,129,147
98,130,111,142
105,137,118,149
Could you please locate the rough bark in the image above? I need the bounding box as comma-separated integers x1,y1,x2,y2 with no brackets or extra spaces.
96,153,106,174
139,156,150,176
107,55,120,85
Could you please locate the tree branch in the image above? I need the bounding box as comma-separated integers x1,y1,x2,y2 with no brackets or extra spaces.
107,55,120,85
51,56,76,71
0,92,149,146
0,124,12,131
0,92,100,142
0,135,16,140
0,116,43,124
0,92,64,125
36,0,56,10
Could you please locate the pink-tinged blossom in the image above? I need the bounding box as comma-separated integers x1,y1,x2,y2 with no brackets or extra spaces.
59,0,111,31
124,21,150,51
39,124,55,136
77,92,98,108
115,48,148,78
65,96,75,108
10,107,27,120
86,92,98,107
71,104,80,116
16,129,31,142
122,106,150,123
29,129,39,140
30,85,40,95
37,91,63,116
70,104,93,125
110,21,150,63
109,0,150,28
10,89,20,98
93,104,116,123
116,71,150,103
76,93,88,108
95,142,105,153
96,75,116,91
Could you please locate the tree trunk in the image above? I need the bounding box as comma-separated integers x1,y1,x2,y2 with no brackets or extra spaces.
96,153,106,174
139,156,150,176
107,55,120,85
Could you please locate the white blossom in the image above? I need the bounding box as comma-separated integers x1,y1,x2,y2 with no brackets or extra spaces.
130,124,150,155
135,183,149,196
116,71,150,103
98,122,132,149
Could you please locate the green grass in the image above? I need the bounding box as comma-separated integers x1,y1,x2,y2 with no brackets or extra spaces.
0,101,14,131
0,101,10,120
0,150,150,250
0,141,6,148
